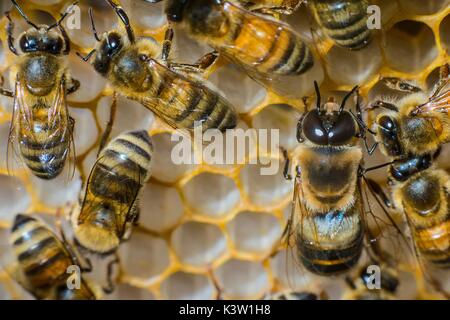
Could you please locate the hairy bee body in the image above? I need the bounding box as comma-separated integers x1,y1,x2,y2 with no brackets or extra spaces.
86,1,237,134
10,214,95,300
72,130,153,255
287,85,366,276
101,40,236,132
309,0,371,50
14,54,73,179
295,145,364,275
166,0,313,78
371,74,450,268
390,167,450,267
1,2,80,180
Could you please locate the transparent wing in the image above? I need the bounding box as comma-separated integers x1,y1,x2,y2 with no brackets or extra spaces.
139,58,234,134
79,152,142,237
413,78,450,115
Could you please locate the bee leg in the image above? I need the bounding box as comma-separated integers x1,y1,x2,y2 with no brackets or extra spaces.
366,100,399,112
280,147,292,180
67,78,80,95
76,49,97,62
5,11,18,56
98,94,117,156
170,51,219,74
103,255,120,294
363,177,393,209
161,25,174,62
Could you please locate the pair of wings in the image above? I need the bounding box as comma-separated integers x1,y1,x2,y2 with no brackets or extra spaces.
283,169,411,276
412,77,450,116
7,77,75,177
78,156,142,238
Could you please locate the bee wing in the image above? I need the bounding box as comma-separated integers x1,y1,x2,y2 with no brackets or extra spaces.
359,176,413,265
139,59,228,135
79,153,142,237
413,78,450,115
6,80,30,174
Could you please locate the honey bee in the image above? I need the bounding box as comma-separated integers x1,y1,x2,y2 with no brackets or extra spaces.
283,82,379,275
8,214,96,300
71,130,153,256
78,0,237,135
164,0,314,91
0,1,80,179
368,65,450,270
307,0,372,50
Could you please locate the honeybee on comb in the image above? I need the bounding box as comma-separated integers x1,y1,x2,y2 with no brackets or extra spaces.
0,0,80,180
78,0,237,136
8,214,96,300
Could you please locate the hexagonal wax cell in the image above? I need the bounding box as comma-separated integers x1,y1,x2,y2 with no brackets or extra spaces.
0,176,31,223
139,183,184,233
182,173,240,218
171,222,227,267
160,272,214,300
69,106,98,156
119,231,170,281
227,211,281,255
252,103,301,151
240,158,292,207
214,259,269,299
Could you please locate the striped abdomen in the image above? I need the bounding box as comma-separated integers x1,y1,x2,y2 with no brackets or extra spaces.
221,2,313,76
399,171,450,267
19,103,72,180
296,203,364,275
310,0,371,50
10,214,73,294
90,130,153,204
149,63,237,132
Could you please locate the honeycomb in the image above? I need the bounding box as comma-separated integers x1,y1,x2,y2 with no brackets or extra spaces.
0,0,449,300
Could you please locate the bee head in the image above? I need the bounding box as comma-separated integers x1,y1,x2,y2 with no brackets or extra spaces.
300,83,358,146
92,31,124,75
19,28,65,55
166,0,229,36
376,115,403,157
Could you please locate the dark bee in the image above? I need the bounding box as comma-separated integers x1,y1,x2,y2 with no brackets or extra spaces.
368,66,450,268
9,214,96,300
283,82,374,275
0,1,80,179
78,0,237,135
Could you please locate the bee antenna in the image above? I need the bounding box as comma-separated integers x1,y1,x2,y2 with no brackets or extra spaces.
340,85,358,113
47,1,79,31
313,81,321,112
88,7,101,42
105,0,135,43
10,0,39,29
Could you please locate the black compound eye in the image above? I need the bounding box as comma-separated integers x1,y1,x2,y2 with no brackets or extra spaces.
302,111,328,145
19,35,37,52
165,0,187,22
49,37,63,54
328,111,356,146
377,115,402,156
105,33,122,56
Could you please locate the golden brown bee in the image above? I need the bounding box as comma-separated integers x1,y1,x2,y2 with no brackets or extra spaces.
283,82,376,275
9,214,96,300
164,0,314,89
308,0,372,50
368,65,450,269
78,0,237,135
71,130,153,256
0,1,80,179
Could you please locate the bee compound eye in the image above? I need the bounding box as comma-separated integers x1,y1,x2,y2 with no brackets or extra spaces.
328,111,357,146
302,111,328,145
